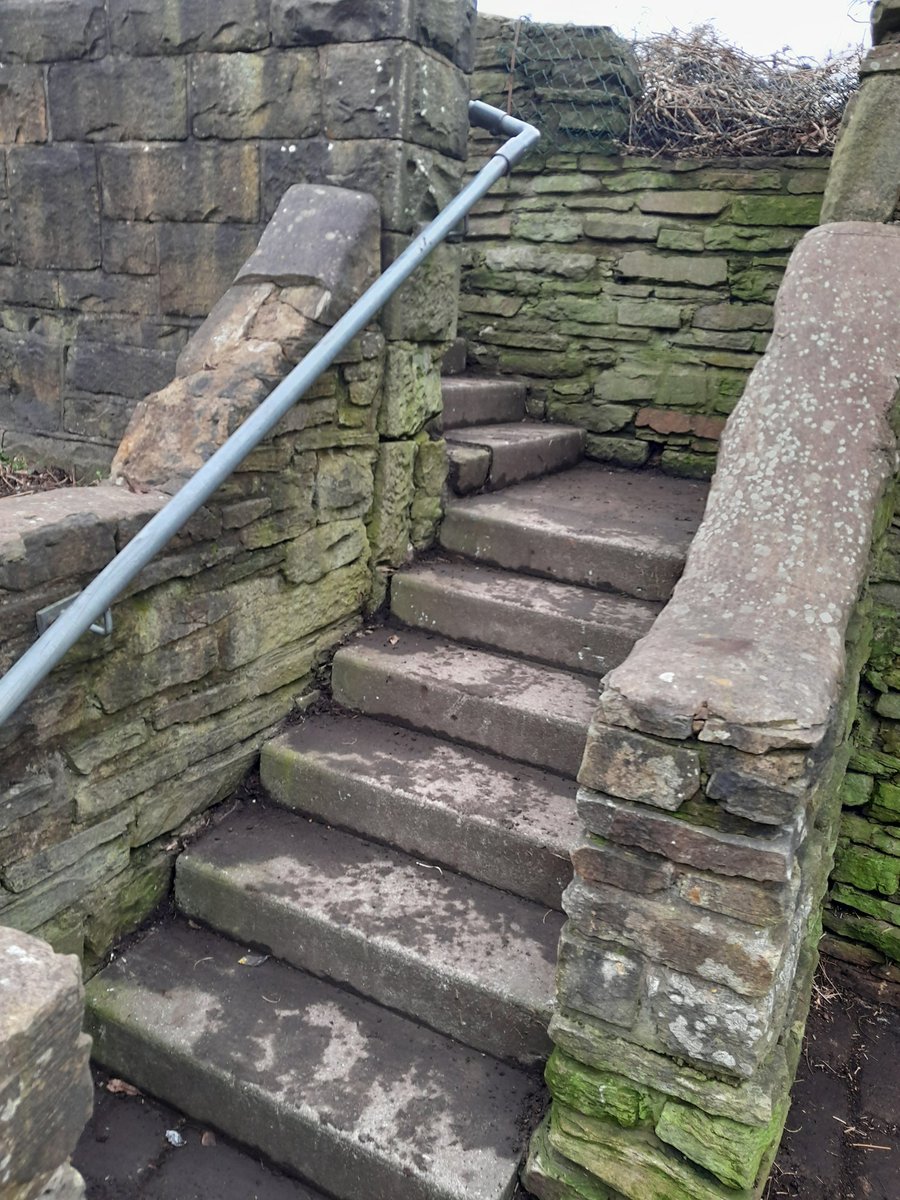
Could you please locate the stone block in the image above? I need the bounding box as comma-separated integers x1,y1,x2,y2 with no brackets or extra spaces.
367,439,417,566
579,722,700,810
57,271,159,317
692,303,773,332
382,234,460,342
674,869,792,927
321,40,469,161
0,65,48,143
617,250,728,287
873,0,900,42
282,518,369,585
66,339,176,400
618,300,682,330
0,928,93,1194
584,436,650,467
109,0,270,54
704,225,805,253
2,813,128,893
637,191,730,216
49,58,187,141
564,877,785,998
728,195,822,227
100,144,260,223
583,214,660,242
316,447,376,518
379,343,443,438
571,836,675,894
8,147,100,270
577,788,799,884
832,840,900,895
0,0,106,62
191,51,321,140
237,185,380,323
546,1050,663,1130
260,137,463,235
556,926,643,1028
0,330,64,432
101,222,157,276
64,393,135,444
157,223,261,318
654,1097,785,1190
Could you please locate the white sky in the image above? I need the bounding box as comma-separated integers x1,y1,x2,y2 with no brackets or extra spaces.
478,1,871,59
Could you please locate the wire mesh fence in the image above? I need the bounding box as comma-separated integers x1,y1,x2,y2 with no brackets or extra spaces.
474,16,860,156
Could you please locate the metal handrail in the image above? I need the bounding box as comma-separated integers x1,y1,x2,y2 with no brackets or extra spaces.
0,102,539,726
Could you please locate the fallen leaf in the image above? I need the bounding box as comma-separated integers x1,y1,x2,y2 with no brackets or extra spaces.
106,1078,141,1097
201,1131,217,1147
238,953,269,968
388,635,400,646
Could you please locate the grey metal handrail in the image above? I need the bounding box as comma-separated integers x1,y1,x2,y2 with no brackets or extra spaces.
0,102,539,726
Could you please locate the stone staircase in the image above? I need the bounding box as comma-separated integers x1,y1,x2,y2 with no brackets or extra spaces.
83,365,709,1200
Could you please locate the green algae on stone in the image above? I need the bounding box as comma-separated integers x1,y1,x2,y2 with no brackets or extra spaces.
523,1116,623,1200
832,841,900,896
546,1049,663,1129
727,195,822,227
654,1097,787,1191
823,909,900,961
660,449,716,480
831,883,900,926
841,772,876,808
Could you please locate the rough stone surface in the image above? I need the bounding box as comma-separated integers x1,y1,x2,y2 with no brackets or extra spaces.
0,928,93,1196
579,723,700,810
822,76,900,223
595,224,900,754
85,920,540,1200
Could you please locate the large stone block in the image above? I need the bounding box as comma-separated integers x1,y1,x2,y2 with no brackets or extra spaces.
101,221,157,276
0,0,106,63
100,144,260,224
367,439,417,565
66,339,177,400
378,343,443,438
0,928,93,1195
157,223,261,318
579,722,700,810
8,147,100,270
192,51,321,140
49,58,187,141
321,41,469,160
0,330,64,432
822,75,900,223
0,66,47,143
109,0,269,54
556,926,643,1028
260,137,462,234
57,270,159,317
237,185,380,323
381,233,460,342
617,250,729,287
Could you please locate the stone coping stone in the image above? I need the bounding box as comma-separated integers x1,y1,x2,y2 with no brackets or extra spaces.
596,223,900,755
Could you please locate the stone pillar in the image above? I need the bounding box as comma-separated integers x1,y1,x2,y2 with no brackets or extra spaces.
524,222,900,1200
0,926,93,1200
821,2,900,222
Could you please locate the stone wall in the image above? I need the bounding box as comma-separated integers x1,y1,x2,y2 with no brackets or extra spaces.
461,14,829,478
815,9,900,990
0,176,450,975
524,221,900,1200
459,155,828,478
0,0,474,473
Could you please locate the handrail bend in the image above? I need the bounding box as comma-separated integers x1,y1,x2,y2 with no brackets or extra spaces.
0,102,540,726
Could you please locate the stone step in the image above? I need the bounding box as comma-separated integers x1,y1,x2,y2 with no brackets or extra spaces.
261,714,579,910
331,631,598,778
440,462,708,602
446,422,583,494
440,337,468,377
441,377,526,428
85,921,540,1200
391,559,661,677
176,808,562,1066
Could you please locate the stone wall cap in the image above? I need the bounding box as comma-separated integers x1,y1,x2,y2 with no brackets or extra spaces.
594,221,900,756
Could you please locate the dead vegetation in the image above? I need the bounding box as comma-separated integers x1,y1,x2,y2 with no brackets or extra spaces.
625,26,861,157
0,452,78,499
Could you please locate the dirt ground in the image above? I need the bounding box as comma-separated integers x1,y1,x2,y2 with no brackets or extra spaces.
73,958,899,1200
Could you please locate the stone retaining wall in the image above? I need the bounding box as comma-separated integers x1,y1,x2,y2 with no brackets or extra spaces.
524,221,900,1200
459,154,828,478
0,0,473,473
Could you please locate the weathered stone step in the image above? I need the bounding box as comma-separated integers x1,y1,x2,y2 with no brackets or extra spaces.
261,714,578,910
331,631,598,777
441,376,526,428
176,808,562,1066
391,559,661,677
446,422,583,494
440,462,708,601
85,921,539,1200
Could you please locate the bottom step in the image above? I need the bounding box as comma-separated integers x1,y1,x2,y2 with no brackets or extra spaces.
85,921,541,1200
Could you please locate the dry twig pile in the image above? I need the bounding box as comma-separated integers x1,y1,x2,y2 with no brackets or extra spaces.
625,26,861,157
0,454,76,498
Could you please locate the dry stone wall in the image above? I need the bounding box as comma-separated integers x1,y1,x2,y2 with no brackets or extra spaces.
524,221,900,1200
0,0,474,473
462,14,828,478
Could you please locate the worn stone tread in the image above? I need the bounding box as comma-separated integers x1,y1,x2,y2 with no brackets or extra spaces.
440,463,708,601
445,422,583,491
176,808,562,1065
331,631,599,778
442,377,526,428
391,559,661,676
85,921,540,1200
261,714,579,910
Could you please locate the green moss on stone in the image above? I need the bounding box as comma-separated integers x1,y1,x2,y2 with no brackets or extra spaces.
841,772,876,808
832,841,900,895
524,1117,622,1200
831,883,900,925
546,1049,664,1129
585,436,650,467
660,449,716,480
824,908,900,961
728,195,822,226
654,1097,788,1191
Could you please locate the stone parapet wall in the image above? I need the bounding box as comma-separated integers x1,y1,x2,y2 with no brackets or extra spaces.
0,0,473,473
0,183,447,973
525,222,900,1200
459,153,828,478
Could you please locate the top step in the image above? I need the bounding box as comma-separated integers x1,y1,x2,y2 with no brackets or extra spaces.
442,377,526,429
